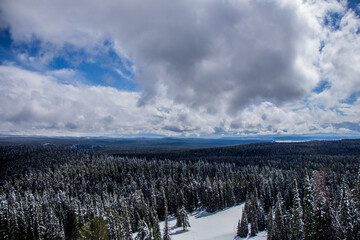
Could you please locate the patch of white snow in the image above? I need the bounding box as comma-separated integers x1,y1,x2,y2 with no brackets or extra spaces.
160,204,267,240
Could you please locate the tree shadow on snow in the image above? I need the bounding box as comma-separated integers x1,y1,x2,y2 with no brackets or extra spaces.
193,204,244,219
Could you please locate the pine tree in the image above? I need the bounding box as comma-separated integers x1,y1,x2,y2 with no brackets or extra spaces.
237,207,248,238
352,167,360,239
313,193,329,240
162,204,171,240
135,220,150,240
266,207,274,240
77,217,109,240
353,167,360,210
290,179,304,240
249,195,259,236
149,209,161,240
256,198,266,232
176,206,190,232
312,170,331,240
120,200,133,240
303,170,314,240
272,192,287,240
0,196,9,240
338,180,357,240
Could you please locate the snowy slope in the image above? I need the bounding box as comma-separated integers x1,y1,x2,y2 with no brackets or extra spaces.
160,204,267,240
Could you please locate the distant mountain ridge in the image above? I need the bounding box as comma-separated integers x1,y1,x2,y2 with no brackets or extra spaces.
0,135,358,149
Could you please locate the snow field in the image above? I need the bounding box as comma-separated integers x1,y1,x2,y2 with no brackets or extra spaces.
160,204,267,240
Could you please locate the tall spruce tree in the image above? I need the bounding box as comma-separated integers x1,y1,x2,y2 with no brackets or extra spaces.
176,206,190,232
266,207,274,240
237,207,248,238
135,220,150,240
120,200,133,240
338,180,356,240
352,167,360,239
312,170,331,240
162,203,171,240
303,170,314,240
249,194,259,236
272,192,287,240
77,217,109,240
290,179,304,240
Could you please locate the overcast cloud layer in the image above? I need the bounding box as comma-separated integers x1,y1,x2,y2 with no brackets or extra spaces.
0,0,360,136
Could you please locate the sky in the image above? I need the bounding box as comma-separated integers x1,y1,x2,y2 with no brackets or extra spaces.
0,0,360,137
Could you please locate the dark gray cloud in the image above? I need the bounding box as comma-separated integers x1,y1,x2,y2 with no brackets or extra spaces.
125,0,319,113
162,126,184,133
333,122,360,132
65,122,78,130
0,0,319,114
1,0,360,136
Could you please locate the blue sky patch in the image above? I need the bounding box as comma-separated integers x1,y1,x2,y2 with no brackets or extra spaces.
0,28,138,91
324,11,343,30
0,28,15,63
319,40,325,53
313,80,331,94
340,91,360,104
48,42,138,91
335,109,346,116
333,121,360,132
348,0,360,16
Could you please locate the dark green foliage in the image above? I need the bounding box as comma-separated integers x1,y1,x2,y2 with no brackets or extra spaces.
268,193,288,240
266,207,274,240
0,140,360,239
77,217,109,240
303,171,315,240
176,206,190,231
351,168,360,239
237,207,248,238
312,170,332,240
290,179,304,240
162,204,171,240
241,192,266,237
0,145,250,239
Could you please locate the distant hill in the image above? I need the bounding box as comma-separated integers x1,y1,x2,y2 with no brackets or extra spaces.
0,135,272,149
0,135,357,150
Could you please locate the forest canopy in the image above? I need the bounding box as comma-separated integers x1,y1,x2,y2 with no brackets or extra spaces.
1,140,360,239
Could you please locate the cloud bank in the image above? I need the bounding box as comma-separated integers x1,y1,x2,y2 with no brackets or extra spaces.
0,0,360,136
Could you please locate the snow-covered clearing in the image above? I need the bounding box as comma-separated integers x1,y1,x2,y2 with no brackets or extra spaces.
235,231,267,240
160,204,267,240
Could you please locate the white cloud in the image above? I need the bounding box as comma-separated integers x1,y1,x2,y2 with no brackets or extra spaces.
0,64,359,136
0,0,321,110
0,0,360,136
0,65,221,136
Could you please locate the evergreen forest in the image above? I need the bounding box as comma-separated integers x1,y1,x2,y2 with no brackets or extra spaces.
1,139,360,239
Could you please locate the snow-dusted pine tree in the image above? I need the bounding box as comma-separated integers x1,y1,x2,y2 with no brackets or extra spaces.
312,170,331,240
162,204,171,240
271,192,287,240
249,195,259,236
303,170,314,240
78,217,109,240
352,167,360,239
176,206,190,231
237,207,248,238
266,207,274,240
338,180,356,240
290,179,304,240
135,220,150,240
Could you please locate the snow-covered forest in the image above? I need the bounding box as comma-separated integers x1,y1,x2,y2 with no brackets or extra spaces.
1,140,360,239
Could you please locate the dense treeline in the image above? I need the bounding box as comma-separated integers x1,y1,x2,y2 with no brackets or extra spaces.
112,140,360,171
0,140,360,239
0,145,256,239
237,169,360,239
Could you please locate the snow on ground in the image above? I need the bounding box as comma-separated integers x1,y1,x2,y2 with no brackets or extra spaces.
160,204,267,240
235,231,267,240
